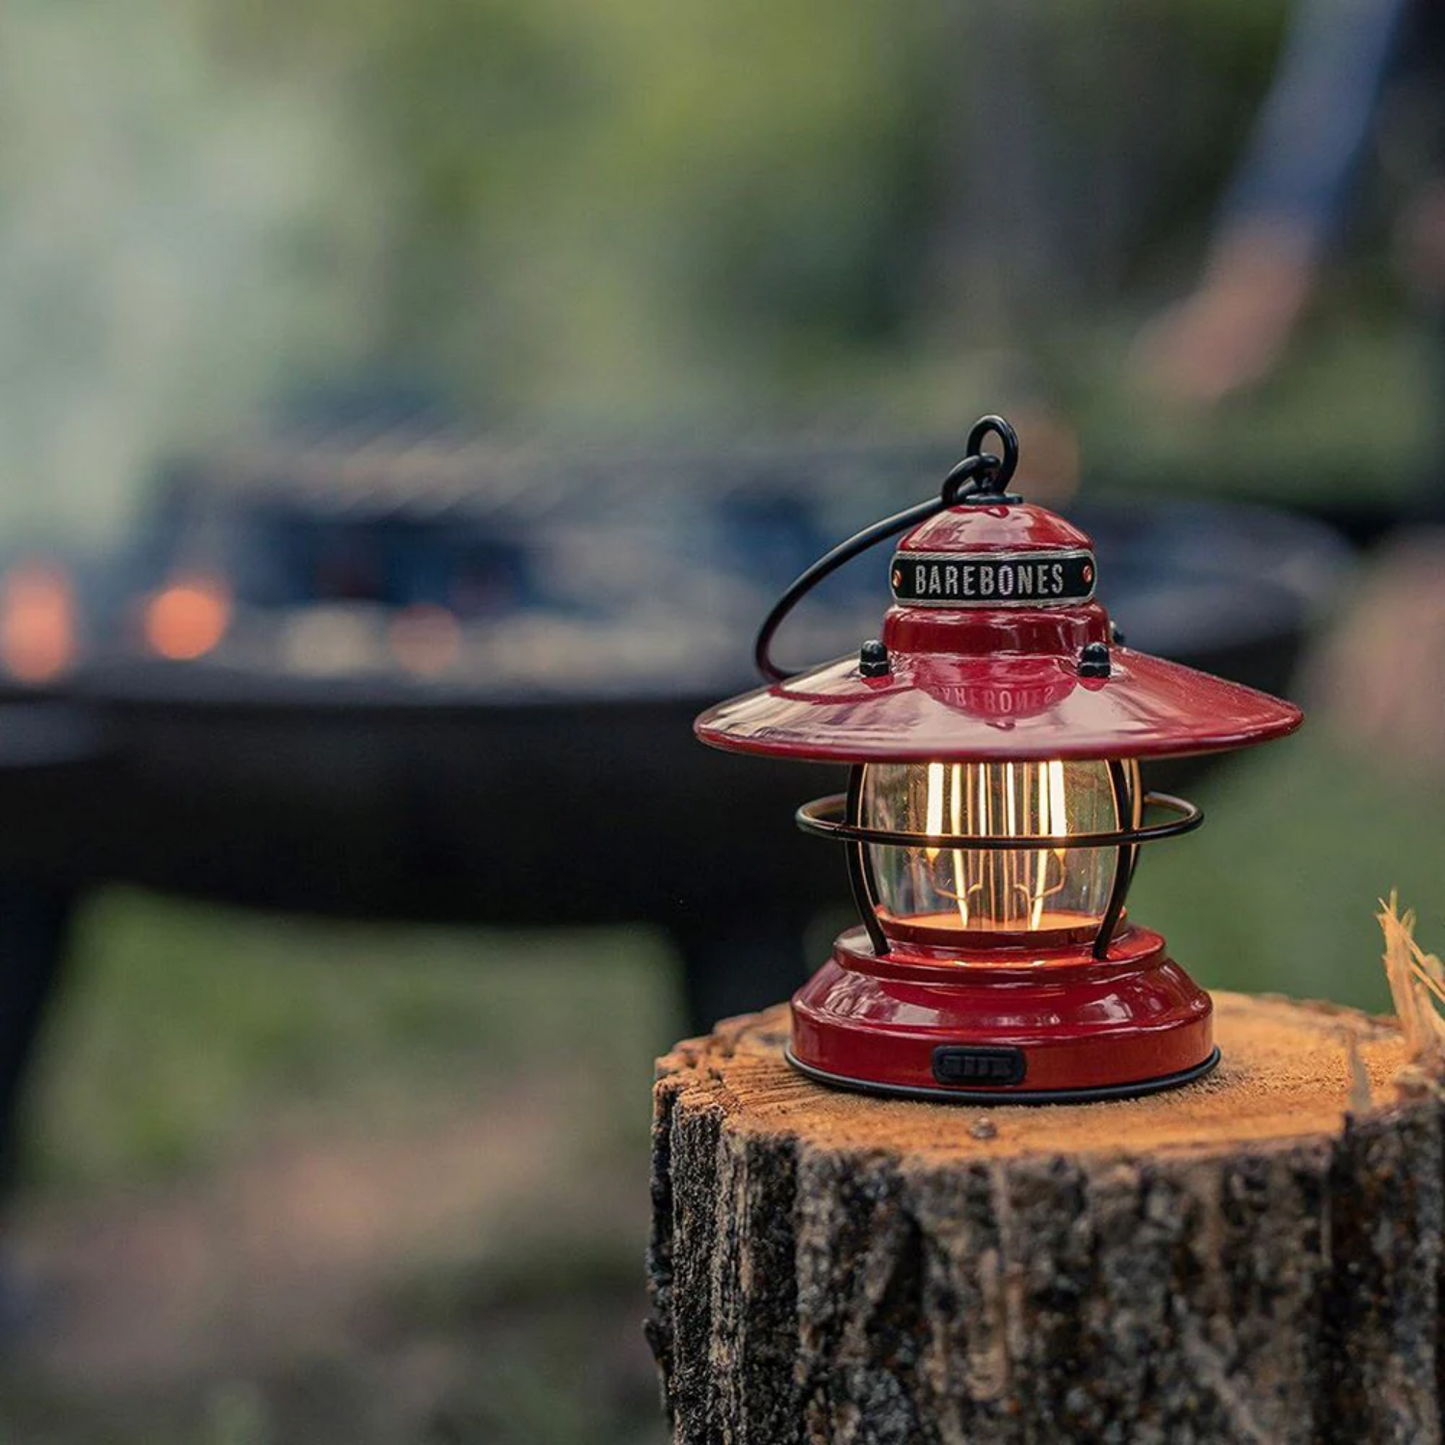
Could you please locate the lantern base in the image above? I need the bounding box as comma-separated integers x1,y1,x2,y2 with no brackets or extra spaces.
788,924,1215,1103
783,1047,1220,1105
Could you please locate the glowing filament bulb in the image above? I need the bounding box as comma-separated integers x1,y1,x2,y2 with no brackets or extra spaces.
1031,761,1052,929
859,758,1121,944
1047,759,1068,838
924,761,945,864
950,762,968,926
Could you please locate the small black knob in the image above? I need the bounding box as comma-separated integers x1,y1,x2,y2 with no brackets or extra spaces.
1079,642,1111,679
859,639,891,678
1109,620,1126,646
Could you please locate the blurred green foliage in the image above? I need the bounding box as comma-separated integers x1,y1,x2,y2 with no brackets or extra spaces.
1135,729,1445,1014
17,0,1402,538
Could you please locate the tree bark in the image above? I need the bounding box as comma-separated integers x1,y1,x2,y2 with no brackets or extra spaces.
646,992,1444,1444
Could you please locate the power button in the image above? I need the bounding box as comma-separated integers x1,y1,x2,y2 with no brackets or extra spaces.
932,1045,1027,1087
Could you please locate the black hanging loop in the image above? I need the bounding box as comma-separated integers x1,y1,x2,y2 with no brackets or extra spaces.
965,415,1020,483
959,414,1021,503
753,414,1022,683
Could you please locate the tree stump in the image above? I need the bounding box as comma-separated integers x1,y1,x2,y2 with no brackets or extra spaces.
646,992,1445,1444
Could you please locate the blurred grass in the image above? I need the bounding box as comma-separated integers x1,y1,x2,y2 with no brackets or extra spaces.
22,894,681,1191
9,899,682,1443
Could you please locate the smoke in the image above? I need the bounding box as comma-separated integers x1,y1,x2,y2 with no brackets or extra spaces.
0,2,388,544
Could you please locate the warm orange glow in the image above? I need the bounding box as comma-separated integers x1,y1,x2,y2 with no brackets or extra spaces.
144,577,231,661
920,758,1077,931
388,604,461,676
0,561,77,682
882,909,1098,935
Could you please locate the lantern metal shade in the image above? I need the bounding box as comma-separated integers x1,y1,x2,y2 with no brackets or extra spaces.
694,644,1302,764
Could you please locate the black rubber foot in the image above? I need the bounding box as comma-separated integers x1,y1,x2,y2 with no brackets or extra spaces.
783,1046,1222,1106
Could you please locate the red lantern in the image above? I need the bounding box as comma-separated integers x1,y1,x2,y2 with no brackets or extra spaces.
695,418,1302,1102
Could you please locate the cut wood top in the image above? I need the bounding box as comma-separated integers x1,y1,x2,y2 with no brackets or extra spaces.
657,992,1421,1163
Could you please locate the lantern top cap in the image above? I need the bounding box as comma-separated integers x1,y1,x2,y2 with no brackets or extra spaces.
697,412,1303,764
894,499,1093,559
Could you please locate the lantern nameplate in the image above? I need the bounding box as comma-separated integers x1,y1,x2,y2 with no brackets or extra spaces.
889,548,1096,608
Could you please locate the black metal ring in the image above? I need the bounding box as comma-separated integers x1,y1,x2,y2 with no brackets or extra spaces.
795,790,1202,850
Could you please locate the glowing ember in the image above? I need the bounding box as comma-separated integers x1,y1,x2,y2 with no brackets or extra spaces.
144,578,231,661
389,604,462,677
0,561,77,682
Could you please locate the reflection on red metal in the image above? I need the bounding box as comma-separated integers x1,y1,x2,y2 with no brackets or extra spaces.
0,561,77,683
143,577,232,661
695,416,1302,1103
791,926,1212,1097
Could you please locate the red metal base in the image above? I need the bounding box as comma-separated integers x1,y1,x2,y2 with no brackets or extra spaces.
789,924,1215,1103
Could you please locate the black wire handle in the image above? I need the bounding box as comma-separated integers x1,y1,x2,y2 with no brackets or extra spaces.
753,414,1020,683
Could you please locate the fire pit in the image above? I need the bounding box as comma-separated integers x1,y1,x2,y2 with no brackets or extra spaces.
0,426,1350,1169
